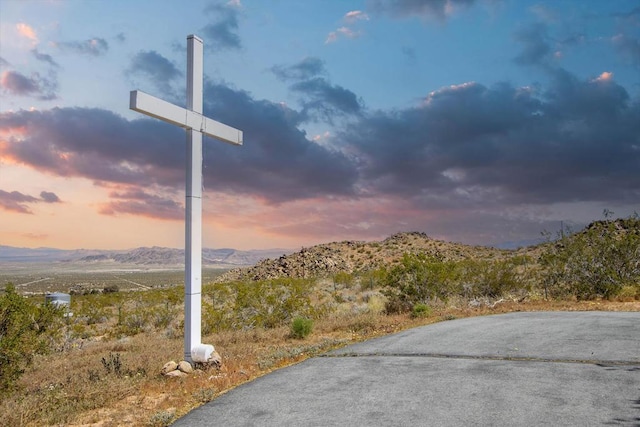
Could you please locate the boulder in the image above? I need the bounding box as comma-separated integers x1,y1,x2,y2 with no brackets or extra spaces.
165,370,187,378
161,361,178,374
178,360,193,373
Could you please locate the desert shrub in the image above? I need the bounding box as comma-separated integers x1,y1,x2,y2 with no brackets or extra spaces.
95,353,146,379
333,271,354,288
617,285,638,301
365,294,387,314
381,253,459,313
540,216,640,300
290,317,313,339
459,259,522,298
118,309,149,336
148,410,175,427
202,282,235,334
234,278,317,328
359,267,388,290
0,284,64,394
74,300,109,325
411,303,431,318
103,284,119,293
203,278,318,331
150,303,175,329
192,387,216,403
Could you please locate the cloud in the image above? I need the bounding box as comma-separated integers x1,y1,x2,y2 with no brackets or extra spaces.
1,71,39,95
0,107,183,188
271,57,326,81
202,1,243,51
0,189,60,214
613,6,640,27
200,81,359,201
368,0,477,21
291,77,363,121
0,57,10,68
40,191,61,203
271,58,362,122
0,70,57,100
0,190,39,213
612,34,640,67
513,23,552,66
55,37,109,56
338,69,640,209
16,23,38,44
344,10,370,23
326,10,370,44
31,48,59,67
2,63,638,234
0,82,358,207
325,27,362,44
98,187,183,220
127,50,182,93
512,21,586,66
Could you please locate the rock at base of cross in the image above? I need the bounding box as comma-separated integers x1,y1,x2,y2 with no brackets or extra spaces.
161,351,222,378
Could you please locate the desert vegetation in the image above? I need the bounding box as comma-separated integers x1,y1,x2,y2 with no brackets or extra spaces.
0,216,638,426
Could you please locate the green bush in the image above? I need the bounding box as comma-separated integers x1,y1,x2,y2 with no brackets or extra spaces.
411,303,431,318
459,259,522,299
103,284,119,293
333,271,354,288
0,284,63,394
381,253,459,313
290,317,313,339
202,278,319,332
118,309,149,336
359,267,388,290
540,216,640,300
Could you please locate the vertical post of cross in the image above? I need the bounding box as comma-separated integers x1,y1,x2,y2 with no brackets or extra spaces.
184,34,204,363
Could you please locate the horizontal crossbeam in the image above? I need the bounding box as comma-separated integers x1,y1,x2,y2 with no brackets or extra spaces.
130,90,243,146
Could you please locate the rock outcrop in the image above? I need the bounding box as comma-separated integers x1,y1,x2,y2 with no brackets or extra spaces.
215,232,510,283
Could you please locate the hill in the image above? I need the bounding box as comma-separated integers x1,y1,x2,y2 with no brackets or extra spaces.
217,218,640,283
216,231,516,282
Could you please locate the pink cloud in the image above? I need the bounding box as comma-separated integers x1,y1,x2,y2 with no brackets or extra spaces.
16,23,38,44
593,71,613,82
344,10,369,23
98,186,183,220
325,27,361,44
0,70,57,99
1,71,39,95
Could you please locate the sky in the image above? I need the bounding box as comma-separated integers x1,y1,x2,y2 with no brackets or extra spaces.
0,0,639,251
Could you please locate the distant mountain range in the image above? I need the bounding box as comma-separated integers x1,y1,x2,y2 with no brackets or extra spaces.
0,245,291,267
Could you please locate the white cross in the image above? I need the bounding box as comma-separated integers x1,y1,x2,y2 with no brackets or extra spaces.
130,34,243,364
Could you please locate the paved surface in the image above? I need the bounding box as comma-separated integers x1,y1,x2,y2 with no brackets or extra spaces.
173,311,640,426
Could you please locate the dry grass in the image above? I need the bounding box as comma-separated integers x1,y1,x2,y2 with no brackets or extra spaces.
2,297,638,427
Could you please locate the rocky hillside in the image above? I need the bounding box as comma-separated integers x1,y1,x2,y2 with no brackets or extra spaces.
216,232,516,282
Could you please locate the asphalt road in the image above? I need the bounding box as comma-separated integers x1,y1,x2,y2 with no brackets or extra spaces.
173,311,640,426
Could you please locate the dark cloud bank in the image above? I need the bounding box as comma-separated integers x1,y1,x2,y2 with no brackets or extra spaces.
2,64,638,216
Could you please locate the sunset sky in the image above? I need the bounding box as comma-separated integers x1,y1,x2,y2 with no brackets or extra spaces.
1,0,639,251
